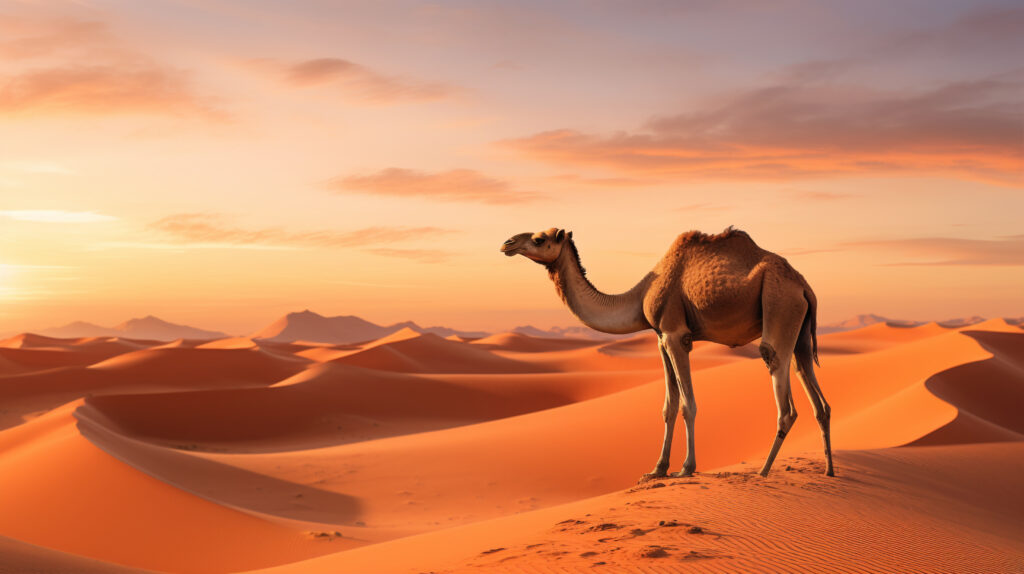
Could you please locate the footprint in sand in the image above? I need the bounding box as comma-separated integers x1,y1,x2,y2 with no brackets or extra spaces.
637,545,671,558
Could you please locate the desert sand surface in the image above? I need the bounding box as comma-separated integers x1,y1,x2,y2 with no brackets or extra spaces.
0,319,1022,573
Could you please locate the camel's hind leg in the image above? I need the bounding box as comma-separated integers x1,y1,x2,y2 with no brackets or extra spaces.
757,285,806,478
794,343,835,476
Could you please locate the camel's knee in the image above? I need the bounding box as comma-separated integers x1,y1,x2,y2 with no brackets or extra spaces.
662,396,679,421
679,332,693,352
777,408,797,434
680,401,696,422
661,331,693,353
759,342,779,373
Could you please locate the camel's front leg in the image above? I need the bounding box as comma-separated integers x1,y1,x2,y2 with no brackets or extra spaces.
663,332,696,477
641,341,679,481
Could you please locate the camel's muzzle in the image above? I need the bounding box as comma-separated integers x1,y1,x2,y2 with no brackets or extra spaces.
500,239,522,256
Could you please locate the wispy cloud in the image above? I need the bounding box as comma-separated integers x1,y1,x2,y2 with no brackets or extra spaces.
327,168,537,204
0,14,224,119
846,235,1024,266
502,75,1024,185
0,209,116,223
250,57,452,104
0,64,223,119
148,212,454,249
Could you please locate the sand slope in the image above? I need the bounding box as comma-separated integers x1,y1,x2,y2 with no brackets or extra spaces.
80,364,658,451
471,332,603,353
0,321,1021,573
249,444,1024,574
0,535,157,574
330,332,548,373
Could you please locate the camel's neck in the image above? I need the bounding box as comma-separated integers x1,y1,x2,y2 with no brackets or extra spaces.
547,241,651,334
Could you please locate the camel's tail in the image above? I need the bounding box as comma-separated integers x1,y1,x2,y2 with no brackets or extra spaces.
799,287,820,368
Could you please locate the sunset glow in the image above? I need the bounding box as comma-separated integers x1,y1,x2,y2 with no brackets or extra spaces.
1,0,1021,335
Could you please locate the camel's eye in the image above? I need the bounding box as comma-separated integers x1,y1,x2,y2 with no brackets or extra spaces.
533,237,546,246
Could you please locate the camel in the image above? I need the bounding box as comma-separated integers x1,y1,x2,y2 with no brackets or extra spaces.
500,227,833,479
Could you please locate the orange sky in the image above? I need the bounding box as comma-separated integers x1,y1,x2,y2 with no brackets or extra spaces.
1,1,1022,335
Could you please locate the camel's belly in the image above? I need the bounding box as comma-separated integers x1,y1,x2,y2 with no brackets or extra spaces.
698,317,762,347
680,257,765,345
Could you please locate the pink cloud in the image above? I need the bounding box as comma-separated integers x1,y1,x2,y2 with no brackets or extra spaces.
328,168,536,204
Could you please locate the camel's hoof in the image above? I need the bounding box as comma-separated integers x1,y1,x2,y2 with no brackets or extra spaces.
639,471,667,483
825,469,835,477
669,470,694,478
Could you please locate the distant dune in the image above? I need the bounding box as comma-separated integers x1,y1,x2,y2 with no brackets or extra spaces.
0,316,1022,573
817,313,993,334
512,324,630,340
471,332,602,353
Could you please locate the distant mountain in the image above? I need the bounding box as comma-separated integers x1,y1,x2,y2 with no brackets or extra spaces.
250,310,488,344
41,320,120,338
511,325,630,340
41,315,228,341
111,316,228,340
936,315,986,328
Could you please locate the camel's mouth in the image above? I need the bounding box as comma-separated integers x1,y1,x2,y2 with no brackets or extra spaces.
500,241,522,256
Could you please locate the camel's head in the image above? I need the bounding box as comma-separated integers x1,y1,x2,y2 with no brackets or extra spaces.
500,228,572,265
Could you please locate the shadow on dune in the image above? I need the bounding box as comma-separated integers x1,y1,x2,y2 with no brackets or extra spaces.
74,403,364,526
78,363,583,452
907,330,1024,447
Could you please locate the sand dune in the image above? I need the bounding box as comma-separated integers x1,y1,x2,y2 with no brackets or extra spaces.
471,332,603,353
0,402,348,574
331,332,548,373
89,346,310,386
139,324,1008,543
0,534,156,574
0,320,1020,573
250,444,1024,574
79,364,657,451
0,342,311,430
293,344,363,362
0,334,145,370
0,333,79,348
196,336,262,350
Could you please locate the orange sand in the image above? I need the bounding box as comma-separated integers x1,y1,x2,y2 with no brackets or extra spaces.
0,322,1021,573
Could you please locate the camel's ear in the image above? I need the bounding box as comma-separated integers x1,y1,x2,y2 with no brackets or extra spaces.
567,231,573,240
555,229,566,243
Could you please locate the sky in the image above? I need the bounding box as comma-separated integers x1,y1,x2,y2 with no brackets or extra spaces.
1,0,1022,335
